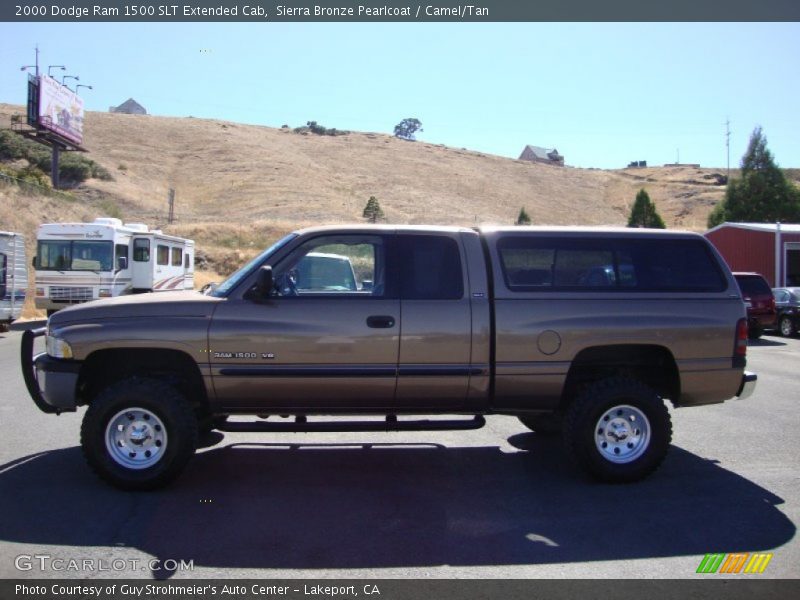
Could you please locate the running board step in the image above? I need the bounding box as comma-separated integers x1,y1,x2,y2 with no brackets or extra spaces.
218,415,486,433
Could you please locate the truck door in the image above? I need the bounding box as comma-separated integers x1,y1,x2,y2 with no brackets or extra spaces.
394,233,474,409
208,233,400,411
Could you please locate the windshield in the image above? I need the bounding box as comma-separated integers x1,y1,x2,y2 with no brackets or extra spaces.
37,240,114,272
210,233,297,297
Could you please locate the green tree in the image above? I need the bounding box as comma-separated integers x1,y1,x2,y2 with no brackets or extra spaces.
707,127,800,228
515,207,532,225
627,189,666,229
394,118,423,141
362,196,385,223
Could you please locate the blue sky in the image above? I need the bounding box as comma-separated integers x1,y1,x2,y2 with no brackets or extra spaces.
1,22,799,169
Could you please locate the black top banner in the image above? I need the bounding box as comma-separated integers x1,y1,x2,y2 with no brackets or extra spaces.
3,0,800,22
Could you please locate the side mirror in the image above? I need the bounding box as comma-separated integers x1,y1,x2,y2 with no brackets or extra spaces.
361,280,374,291
254,266,273,299
117,256,128,271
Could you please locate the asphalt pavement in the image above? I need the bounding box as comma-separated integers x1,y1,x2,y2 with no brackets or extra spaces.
0,328,797,580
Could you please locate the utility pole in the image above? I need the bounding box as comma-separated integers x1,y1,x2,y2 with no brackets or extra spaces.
725,118,731,183
168,188,175,224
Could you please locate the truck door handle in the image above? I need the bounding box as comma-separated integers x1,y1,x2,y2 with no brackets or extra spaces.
367,315,395,328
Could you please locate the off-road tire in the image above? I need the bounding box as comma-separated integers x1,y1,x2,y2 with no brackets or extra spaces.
81,377,198,490
518,413,562,435
563,377,672,483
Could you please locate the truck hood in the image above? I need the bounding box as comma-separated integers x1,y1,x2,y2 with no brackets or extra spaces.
49,291,222,325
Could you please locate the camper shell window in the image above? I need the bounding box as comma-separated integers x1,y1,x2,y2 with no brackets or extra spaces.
497,236,726,292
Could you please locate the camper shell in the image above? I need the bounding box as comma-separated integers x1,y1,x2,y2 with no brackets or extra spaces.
0,231,27,325
34,218,194,313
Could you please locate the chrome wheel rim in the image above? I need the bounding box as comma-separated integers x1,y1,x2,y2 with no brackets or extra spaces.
781,317,793,336
105,407,167,469
594,405,651,464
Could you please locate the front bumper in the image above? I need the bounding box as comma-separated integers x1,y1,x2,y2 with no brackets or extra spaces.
21,327,80,414
736,371,758,400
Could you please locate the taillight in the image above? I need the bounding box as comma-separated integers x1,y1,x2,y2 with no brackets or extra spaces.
735,318,748,358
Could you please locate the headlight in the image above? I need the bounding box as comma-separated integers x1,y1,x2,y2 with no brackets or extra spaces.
46,335,73,359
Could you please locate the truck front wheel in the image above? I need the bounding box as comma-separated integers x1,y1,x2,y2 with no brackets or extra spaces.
563,377,672,483
80,377,198,490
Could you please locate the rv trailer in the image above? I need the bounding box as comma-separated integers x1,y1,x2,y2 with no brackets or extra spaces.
0,231,27,326
34,218,194,314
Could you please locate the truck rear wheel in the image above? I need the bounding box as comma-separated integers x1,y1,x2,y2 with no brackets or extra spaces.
563,377,671,483
80,377,198,490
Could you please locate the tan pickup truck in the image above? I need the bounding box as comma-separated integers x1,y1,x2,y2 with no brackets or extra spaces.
22,225,756,490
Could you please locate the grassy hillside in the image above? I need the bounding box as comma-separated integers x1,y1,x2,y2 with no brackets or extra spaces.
1,102,739,229
7,100,795,317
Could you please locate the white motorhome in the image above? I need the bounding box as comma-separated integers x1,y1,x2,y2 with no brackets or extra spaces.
0,231,27,325
35,217,194,314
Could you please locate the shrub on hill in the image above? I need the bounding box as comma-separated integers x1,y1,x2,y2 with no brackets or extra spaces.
293,121,349,136
0,129,113,185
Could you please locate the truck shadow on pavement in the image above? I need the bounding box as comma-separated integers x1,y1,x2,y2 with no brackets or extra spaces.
749,337,787,347
0,435,794,577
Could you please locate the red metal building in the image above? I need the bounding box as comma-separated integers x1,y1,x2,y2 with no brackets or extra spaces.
705,222,800,287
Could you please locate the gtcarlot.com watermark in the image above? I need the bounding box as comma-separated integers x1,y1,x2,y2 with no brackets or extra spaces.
15,553,194,573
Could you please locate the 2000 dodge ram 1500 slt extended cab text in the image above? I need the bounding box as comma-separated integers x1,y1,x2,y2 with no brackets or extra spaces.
22,225,757,489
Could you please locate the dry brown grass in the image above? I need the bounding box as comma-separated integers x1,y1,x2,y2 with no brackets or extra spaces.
3,101,775,281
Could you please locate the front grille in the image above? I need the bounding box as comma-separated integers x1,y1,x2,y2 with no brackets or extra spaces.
49,286,93,303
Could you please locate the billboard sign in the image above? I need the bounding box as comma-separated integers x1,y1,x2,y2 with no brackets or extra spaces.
37,75,84,146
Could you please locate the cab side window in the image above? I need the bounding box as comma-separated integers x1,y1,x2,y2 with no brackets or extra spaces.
274,235,386,297
399,235,463,300
115,244,128,268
